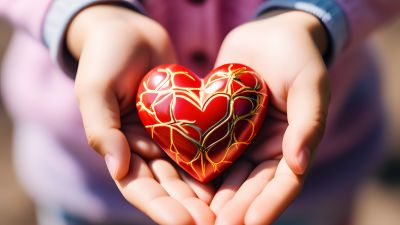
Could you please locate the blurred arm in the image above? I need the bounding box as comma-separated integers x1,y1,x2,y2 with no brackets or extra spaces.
336,0,400,49
0,0,52,40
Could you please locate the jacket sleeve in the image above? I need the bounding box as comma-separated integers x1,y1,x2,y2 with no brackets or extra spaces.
0,0,52,41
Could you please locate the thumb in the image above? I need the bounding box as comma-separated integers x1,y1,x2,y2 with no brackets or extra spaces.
74,41,177,181
74,36,135,180
76,84,131,180
282,60,330,175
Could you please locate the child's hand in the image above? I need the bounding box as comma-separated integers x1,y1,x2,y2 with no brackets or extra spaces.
68,5,215,224
209,10,330,224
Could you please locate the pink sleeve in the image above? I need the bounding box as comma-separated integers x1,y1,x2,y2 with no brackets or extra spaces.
336,0,400,49
0,0,52,41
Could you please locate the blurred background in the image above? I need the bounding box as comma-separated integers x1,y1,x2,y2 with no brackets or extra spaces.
1,16,400,225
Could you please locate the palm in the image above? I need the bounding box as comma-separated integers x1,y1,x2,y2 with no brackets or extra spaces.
107,59,218,225
207,12,330,225
74,11,217,224
115,108,216,225
209,110,297,225
115,13,328,224
75,7,328,224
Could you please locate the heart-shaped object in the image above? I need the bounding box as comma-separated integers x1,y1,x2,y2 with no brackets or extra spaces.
136,64,268,182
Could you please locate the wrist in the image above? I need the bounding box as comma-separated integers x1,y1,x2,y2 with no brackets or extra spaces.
67,5,139,59
260,10,328,55
288,10,328,56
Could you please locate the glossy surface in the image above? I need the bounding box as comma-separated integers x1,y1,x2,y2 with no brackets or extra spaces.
136,64,268,182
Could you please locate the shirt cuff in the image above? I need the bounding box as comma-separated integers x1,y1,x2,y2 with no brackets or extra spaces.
255,0,348,66
43,0,145,77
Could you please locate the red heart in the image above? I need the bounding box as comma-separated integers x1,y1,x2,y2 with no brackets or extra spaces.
136,64,268,182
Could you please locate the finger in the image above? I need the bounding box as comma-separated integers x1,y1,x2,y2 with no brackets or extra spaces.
283,59,330,174
182,198,216,225
116,154,195,225
215,160,279,225
245,159,302,225
247,116,287,163
123,124,164,159
75,80,130,179
180,172,216,204
150,159,197,200
210,161,253,214
74,33,141,180
150,159,215,224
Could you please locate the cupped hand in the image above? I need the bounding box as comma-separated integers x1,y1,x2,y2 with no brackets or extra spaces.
67,5,215,225
210,10,330,225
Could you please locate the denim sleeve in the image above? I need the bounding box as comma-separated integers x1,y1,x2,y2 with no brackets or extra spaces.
256,0,348,66
43,0,145,76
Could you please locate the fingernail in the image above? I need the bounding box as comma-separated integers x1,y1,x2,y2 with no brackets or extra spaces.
105,154,117,179
297,148,310,174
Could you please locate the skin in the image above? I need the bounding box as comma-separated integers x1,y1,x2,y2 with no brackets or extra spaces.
67,5,329,225
210,10,329,225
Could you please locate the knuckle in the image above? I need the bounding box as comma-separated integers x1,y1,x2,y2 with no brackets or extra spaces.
311,118,327,141
86,131,104,153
